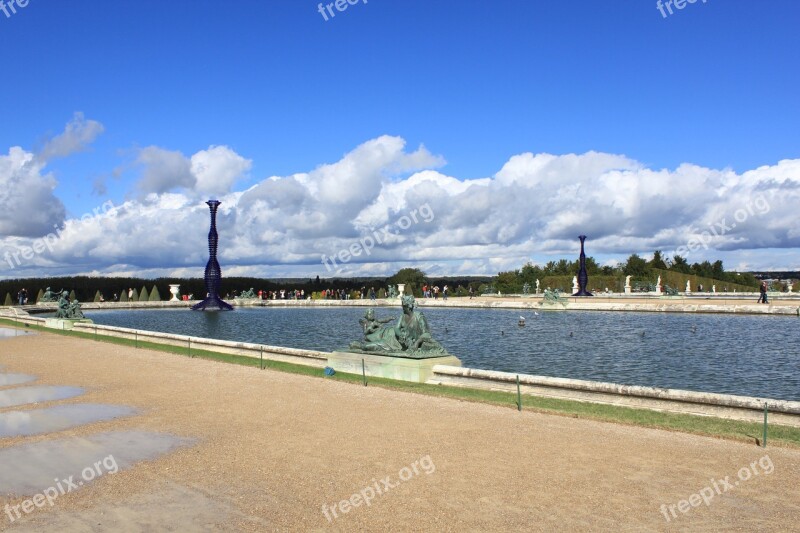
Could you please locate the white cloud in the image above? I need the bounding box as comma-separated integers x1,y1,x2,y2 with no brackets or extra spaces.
135,145,252,198
135,146,195,194
36,112,104,162
191,145,252,197
0,147,66,238
1,136,799,279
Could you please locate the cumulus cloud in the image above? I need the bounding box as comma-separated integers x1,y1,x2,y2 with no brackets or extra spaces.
2,135,799,279
36,112,104,162
135,146,195,194
0,147,66,238
191,146,252,197
135,145,251,198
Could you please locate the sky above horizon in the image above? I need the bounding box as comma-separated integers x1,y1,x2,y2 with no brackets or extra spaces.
1,1,799,280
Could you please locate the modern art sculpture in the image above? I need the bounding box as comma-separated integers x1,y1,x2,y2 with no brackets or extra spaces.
192,200,233,311
573,235,593,296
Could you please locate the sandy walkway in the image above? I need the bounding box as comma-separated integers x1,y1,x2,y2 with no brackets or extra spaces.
1,329,798,532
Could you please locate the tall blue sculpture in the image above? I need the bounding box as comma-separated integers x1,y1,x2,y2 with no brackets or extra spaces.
192,200,233,311
573,235,593,297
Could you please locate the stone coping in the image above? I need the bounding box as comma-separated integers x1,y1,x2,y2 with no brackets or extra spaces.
1,310,797,424
5,295,800,316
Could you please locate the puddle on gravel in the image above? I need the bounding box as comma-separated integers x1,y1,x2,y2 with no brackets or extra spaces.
0,385,84,408
0,373,37,387
0,430,196,495
0,327,35,338
0,404,138,438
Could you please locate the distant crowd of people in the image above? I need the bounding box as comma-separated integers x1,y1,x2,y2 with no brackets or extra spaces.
420,284,449,300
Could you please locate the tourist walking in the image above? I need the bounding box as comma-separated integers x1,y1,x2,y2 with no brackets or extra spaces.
758,281,769,304
443,285,448,300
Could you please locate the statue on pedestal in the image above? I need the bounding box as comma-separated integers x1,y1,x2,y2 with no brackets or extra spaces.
348,295,447,358
54,291,85,319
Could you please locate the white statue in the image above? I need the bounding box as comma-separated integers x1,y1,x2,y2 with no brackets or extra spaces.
712,285,716,293
624,275,632,294
685,280,691,293
535,279,540,294
788,281,794,293
655,276,662,295
572,276,579,292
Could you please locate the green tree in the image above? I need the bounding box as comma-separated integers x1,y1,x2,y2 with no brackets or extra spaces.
131,288,139,302
711,260,724,279
139,286,149,301
623,254,649,277
670,255,691,274
149,285,161,301
495,270,521,294
3,293,12,306
69,290,77,301
649,250,668,270
519,262,543,285
94,290,102,303
388,268,427,296
120,290,129,302
36,289,44,303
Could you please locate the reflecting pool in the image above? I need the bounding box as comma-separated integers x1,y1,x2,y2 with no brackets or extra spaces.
85,307,800,401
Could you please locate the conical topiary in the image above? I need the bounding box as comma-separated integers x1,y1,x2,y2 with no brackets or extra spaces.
120,290,129,302
131,288,139,302
94,290,102,303
36,289,44,303
149,285,161,301
3,293,12,306
139,286,149,301
69,290,76,301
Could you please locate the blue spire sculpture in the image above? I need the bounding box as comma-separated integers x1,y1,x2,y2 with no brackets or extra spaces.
192,200,233,311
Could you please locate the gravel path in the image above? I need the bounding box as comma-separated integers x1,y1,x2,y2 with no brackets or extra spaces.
1,330,798,532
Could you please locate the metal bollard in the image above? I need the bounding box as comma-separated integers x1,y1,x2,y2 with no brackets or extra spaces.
763,403,768,448
362,359,367,386
516,375,522,411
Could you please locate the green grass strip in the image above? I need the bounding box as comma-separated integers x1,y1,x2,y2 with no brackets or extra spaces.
3,317,798,448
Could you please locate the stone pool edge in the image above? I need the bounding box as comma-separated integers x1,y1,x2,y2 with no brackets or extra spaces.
2,312,799,428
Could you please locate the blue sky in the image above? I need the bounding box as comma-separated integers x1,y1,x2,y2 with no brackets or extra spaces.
1,0,798,279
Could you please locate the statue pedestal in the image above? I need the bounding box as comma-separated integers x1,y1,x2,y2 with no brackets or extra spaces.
328,351,462,383
45,318,93,330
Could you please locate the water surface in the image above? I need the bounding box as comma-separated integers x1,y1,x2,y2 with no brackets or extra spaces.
0,385,84,408
0,430,195,495
0,373,37,387
0,404,137,438
85,307,800,401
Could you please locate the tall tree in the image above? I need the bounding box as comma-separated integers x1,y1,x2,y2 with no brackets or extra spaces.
623,254,650,277
650,250,667,270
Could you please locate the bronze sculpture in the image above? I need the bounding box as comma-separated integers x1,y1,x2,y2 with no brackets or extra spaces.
348,295,448,358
